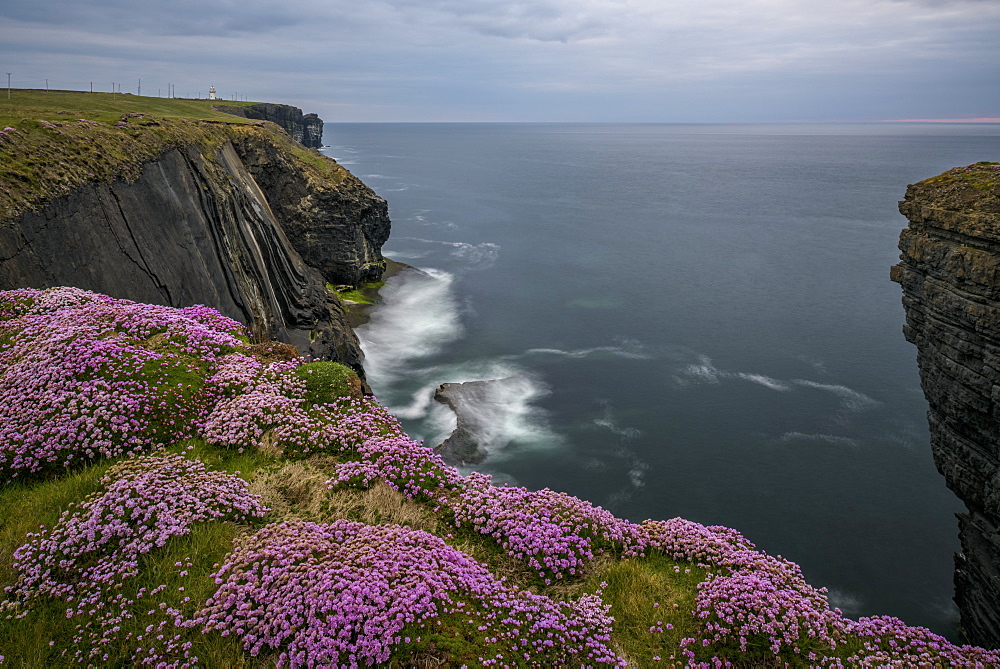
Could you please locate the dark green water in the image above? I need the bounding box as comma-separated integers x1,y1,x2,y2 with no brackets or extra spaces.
324,122,1000,639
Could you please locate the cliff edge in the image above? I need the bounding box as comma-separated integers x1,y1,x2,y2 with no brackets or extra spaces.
0,92,389,380
216,102,324,148
891,161,1000,647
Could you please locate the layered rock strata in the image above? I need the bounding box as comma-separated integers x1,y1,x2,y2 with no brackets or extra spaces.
0,119,388,382
217,103,324,148
233,135,390,286
891,162,1000,647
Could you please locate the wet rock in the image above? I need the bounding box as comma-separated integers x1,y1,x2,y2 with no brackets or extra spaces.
433,379,523,466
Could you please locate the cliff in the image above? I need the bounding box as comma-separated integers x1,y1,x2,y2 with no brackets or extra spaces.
0,93,389,380
891,161,1000,647
217,102,324,148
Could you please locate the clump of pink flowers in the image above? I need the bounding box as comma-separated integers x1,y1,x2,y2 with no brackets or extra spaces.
194,520,625,667
2,452,267,664
641,516,1000,666
0,287,245,480
843,615,1000,667
202,356,403,457
4,452,267,612
450,471,647,582
328,434,463,500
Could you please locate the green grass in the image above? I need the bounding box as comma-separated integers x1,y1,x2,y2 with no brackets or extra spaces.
0,520,269,667
922,162,1000,192
0,89,256,128
0,460,117,588
293,360,360,404
582,555,708,666
0,438,279,667
0,89,348,221
331,280,387,306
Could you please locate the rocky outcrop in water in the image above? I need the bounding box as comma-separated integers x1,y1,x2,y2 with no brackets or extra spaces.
434,381,493,465
0,120,388,382
891,161,1000,647
217,103,324,148
434,378,534,465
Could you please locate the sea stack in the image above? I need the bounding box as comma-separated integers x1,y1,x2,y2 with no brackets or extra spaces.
891,161,1000,647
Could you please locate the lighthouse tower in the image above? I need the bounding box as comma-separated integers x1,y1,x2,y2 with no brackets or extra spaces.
209,86,217,100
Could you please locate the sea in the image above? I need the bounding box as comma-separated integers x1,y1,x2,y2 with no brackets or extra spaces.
322,122,1000,640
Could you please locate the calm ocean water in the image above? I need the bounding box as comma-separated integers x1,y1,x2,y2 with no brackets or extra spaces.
323,123,1000,639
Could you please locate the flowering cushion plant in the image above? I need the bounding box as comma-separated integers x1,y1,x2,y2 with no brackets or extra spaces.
3,288,1000,668
0,288,246,480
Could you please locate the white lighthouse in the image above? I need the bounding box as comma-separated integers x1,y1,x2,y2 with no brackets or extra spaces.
209,86,217,101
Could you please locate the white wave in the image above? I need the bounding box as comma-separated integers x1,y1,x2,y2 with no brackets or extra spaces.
447,242,500,268
792,380,880,410
674,354,878,411
383,249,433,260
779,431,859,447
676,355,721,384
402,237,501,269
356,268,462,389
389,381,443,420
592,402,642,439
525,339,651,361
422,399,460,450
628,461,649,489
735,373,792,392
431,370,563,458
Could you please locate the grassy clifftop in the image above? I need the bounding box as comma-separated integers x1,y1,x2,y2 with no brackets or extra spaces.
0,90,346,221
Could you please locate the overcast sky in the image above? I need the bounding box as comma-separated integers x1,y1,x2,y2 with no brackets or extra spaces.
1,0,998,123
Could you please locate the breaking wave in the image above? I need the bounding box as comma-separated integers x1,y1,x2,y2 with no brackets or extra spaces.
357,267,561,457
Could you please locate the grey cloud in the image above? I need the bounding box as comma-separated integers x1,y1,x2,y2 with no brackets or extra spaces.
0,0,302,35
378,0,628,42
0,0,996,122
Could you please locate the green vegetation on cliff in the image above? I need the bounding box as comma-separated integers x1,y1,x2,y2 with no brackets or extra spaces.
0,89,346,221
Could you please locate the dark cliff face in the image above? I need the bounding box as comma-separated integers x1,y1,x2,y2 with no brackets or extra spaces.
891,162,1000,648
0,127,388,383
232,135,391,286
217,103,324,148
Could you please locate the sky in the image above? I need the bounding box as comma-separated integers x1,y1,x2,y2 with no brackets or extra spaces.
1,0,998,123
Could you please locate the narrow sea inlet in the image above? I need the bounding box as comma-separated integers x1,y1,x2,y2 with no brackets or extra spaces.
328,122,1000,639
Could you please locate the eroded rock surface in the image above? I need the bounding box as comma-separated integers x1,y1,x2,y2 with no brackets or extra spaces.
891,162,1000,647
0,126,388,382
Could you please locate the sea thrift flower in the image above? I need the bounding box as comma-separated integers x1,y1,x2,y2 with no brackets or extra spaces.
195,520,625,667
4,452,267,611
449,472,646,580
203,356,403,457
1,452,266,663
0,287,246,480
